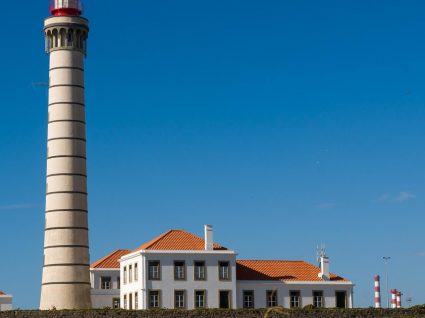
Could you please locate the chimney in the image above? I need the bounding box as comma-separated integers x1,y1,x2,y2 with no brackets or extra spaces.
204,225,213,251
318,255,330,280
374,275,381,308
317,246,329,280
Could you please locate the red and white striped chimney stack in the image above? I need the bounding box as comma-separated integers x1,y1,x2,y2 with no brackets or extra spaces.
391,289,397,309
374,275,381,308
396,291,402,308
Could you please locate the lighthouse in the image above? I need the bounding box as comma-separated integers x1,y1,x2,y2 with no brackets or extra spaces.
40,0,91,309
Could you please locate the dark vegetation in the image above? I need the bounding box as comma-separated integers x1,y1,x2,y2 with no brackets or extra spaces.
3,307,425,318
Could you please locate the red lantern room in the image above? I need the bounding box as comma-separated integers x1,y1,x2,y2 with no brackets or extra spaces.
50,0,83,16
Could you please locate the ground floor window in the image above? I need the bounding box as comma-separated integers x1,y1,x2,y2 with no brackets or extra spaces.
135,292,138,310
112,298,120,309
266,290,278,307
175,290,186,309
313,291,323,308
195,290,206,308
290,291,301,308
149,290,161,308
243,290,254,308
123,294,127,309
129,293,133,309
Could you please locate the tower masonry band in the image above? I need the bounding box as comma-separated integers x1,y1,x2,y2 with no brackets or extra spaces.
40,0,91,310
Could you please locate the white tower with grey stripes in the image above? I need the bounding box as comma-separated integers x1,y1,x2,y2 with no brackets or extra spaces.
40,0,91,310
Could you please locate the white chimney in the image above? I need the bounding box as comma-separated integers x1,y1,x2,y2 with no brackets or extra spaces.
318,255,330,280
204,225,213,251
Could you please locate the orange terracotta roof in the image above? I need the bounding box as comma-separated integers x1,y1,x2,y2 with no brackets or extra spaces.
236,260,348,282
134,230,228,251
91,249,131,269
0,291,5,296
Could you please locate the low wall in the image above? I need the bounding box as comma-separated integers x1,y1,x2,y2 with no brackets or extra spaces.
2,308,425,318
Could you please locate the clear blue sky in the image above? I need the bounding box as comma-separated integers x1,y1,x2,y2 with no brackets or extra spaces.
0,0,424,309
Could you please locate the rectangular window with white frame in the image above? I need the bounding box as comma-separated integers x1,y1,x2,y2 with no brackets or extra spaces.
266,290,278,307
218,261,231,280
129,264,133,283
134,263,138,281
313,291,323,308
123,267,127,284
135,292,138,310
174,290,186,309
129,292,133,310
148,261,161,280
149,290,161,308
174,261,186,280
290,290,301,308
123,294,127,309
100,276,111,289
243,290,254,309
195,290,206,308
194,261,206,280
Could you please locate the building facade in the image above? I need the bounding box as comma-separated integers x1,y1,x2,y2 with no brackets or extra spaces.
90,226,354,309
0,292,12,311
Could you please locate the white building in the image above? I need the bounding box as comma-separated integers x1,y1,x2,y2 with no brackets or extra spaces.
90,226,353,309
0,291,12,311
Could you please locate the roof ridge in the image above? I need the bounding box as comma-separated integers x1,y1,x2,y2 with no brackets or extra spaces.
134,230,174,251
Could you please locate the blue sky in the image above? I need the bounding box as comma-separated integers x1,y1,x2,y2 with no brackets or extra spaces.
0,0,424,309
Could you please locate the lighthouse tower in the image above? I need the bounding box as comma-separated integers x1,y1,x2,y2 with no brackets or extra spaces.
40,0,91,310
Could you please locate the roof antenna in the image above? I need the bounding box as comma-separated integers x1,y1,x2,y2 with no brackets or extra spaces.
316,243,326,264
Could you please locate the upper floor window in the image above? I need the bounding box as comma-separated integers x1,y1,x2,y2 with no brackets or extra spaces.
100,276,112,289
174,261,186,280
266,290,278,307
117,276,120,289
195,290,206,308
243,290,254,309
148,261,161,280
129,264,133,283
123,266,127,284
290,291,301,308
313,291,324,308
149,290,160,308
134,263,138,281
175,290,186,309
194,261,206,280
219,261,231,280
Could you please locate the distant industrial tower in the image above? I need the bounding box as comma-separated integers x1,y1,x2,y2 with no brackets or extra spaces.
40,0,91,309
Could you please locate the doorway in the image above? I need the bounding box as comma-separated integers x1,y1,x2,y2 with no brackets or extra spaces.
219,291,231,308
335,291,347,308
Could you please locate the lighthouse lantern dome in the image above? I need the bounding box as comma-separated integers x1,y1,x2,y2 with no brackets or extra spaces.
50,0,83,16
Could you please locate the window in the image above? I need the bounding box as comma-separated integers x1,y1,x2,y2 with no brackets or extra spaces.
243,290,254,309
123,266,127,284
129,265,133,283
290,291,301,308
100,276,111,289
135,292,138,310
117,276,120,289
219,261,230,280
123,294,127,309
194,261,206,280
112,298,120,309
148,261,161,280
134,263,138,281
266,290,278,307
174,261,186,280
335,291,347,308
129,293,133,310
175,290,186,309
149,290,160,308
313,291,323,308
195,290,206,308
